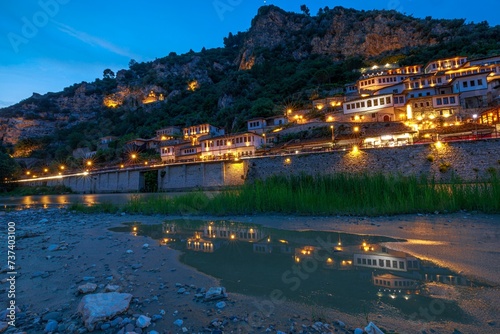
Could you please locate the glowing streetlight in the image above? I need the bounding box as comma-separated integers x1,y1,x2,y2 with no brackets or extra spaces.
330,125,335,143
472,114,478,139
60,165,65,171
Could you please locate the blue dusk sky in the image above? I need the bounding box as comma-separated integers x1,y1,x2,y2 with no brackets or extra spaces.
1,0,499,108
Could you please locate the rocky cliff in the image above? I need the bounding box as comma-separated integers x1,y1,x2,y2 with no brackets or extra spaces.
236,6,450,65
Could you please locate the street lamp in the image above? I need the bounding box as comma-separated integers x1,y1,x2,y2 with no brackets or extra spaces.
472,114,478,139
353,126,360,148
330,125,335,146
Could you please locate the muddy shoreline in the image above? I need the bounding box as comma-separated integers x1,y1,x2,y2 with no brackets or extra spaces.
0,209,498,333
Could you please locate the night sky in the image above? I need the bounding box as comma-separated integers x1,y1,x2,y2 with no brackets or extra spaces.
1,0,499,108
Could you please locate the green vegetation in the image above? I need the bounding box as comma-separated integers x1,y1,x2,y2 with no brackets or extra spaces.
0,151,20,183
71,174,500,216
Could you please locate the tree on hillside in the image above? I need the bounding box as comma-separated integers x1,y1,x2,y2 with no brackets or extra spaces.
300,4,310,16
0,152,20,183
103,69,115,79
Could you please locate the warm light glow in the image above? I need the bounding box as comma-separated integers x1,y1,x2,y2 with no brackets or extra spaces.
144,161,148,165
133,227,137,232
131,154,137,160
352,146,359,153
435,141,443,149
230,234,235,240
43,168,48,173
188,80,199,91
353,126,359,132
26,171,30,175
86,161,92,166
60,165,65,170
120,164,124,168
327,258,333,263
327,116,333,122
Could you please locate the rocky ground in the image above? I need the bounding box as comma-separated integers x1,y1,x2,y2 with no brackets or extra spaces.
0,208,498,334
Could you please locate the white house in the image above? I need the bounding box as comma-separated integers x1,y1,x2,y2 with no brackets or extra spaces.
156,126,181,140
451,72,491,109
342,94,395,122
372,273,419,290
424,56,468,74
247,116,288,134
199,132,264,160
183,124,225,143
353,246,420,272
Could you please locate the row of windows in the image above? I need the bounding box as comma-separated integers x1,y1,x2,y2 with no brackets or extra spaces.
462,79,484,88
248,121,261,128
203,136,255,148
406,77,443,89
436,96,457,105
217,230,257,239
430,58,466,70
183,148,197,154
360,76,402,87
446,67,498,81
356,257,406,269
414,101,431,108
374,279,415,287
346,97,392,110
389,66,421,74
184,124,211,135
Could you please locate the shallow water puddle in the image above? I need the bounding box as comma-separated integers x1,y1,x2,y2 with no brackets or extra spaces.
110,219,486,323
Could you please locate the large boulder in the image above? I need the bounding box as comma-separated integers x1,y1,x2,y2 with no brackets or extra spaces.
77,292,132,331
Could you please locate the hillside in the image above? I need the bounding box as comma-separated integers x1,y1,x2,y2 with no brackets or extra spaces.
1,5,499,165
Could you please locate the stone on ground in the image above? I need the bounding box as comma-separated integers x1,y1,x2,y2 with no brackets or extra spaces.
77,292,132,331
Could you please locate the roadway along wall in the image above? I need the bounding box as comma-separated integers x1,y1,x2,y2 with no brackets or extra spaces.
39,140,500,193
245,139,500,183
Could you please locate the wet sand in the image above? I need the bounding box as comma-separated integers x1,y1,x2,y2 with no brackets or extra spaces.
0,209,498,333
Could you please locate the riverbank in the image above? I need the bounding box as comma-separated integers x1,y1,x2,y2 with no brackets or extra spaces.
0,209,498,333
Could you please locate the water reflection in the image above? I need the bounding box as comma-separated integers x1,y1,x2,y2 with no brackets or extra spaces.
110,219,487,323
